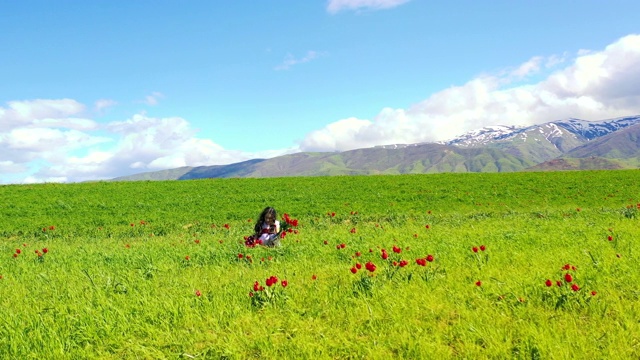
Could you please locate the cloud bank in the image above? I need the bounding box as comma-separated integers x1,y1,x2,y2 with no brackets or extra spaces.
299,34,640,151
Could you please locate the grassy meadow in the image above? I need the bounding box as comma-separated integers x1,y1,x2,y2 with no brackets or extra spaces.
0,170,639,359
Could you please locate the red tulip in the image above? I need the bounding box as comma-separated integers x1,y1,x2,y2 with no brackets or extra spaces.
365,261,376,272
564,273,573,283
355,263,362,270
475,280,482,287
545,279,553,287
426,254,434,262
350,267,358,274
195,290,201,297
571,284,580,292
480,245,486,251
472,247,478,253
281,280,288,288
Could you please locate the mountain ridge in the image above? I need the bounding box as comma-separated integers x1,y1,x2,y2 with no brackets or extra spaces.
111,115,640,181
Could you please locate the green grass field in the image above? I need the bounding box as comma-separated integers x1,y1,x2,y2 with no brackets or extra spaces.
1,170,639,359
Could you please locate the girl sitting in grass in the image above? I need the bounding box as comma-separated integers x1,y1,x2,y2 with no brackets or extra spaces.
245,207,281,247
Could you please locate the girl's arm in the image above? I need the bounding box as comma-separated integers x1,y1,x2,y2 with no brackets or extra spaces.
275,220,280,234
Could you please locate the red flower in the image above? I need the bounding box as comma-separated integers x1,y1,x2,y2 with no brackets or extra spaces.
591,291,597,296
350,228,357,234
416,258,426,266
562,264,571,270
413,234,418,238
253,281,262,292
425,224,430,229
392,245,401,254
42,248,48,254
571,284,580,292
281,280,288,288
195,290,202,297
350,267,358,274
480,245,486,251
398,260,408,268
365,261,376,272
340,243,346,249
312,274,317,280
331,212,336,217
223,223,230,229
381,251,389,260
49,226,55,231
475,280,482,287
194,239,200,244
323,240,328,245
238,253,244,259
355,251,361,257
185,255,190,261
564,273,573,283
130,223,135,227
472,247,478,253
249,291,254,297
15,249,21,255
125,244,131,249
13,253,18,258
545,279,553,287
355,263,362,270
392,261,398,266
265,276,278,287
426,254,434,262
556,280,563,287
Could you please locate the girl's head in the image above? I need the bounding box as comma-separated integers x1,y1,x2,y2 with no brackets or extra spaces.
258,207,277,225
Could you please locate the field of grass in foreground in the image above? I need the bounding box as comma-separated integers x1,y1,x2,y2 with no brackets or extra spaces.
0,170,639,359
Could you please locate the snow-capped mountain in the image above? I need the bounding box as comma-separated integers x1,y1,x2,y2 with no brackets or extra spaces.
442,115,640,148
554,116,640,140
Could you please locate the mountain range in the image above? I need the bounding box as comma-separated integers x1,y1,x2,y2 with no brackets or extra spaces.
112,115,640,181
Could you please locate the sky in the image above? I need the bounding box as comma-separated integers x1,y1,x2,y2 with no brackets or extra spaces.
1,0,640,184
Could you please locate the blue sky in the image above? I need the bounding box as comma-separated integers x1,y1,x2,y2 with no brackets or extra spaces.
1,0,640,183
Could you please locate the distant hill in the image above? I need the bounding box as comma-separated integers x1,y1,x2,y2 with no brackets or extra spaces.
111,115,640,181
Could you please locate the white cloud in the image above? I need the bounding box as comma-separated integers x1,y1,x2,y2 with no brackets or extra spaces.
140,92,164,106
95,99,117,112
327,0,410,13
275,51,325,71
299,33,640,151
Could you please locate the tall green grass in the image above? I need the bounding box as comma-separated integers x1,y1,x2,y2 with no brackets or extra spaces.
0,170,638,358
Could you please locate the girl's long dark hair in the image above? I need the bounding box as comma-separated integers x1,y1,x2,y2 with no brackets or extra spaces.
254,207,277,234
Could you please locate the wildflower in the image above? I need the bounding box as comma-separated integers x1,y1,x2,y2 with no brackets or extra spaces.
350,228,357,234
426,254,434,262
398,260,408,268
355,251,361,257
238,253,244,259
312,274,317,280
416,258,426,266
545,279,553,287
323,240,328,245
249,292,254,297
265,276,278,287
425,224,430,229
223,223,230,229
591,291,597,296
365,261,376,272
185,255,191,261
472,247,478,253
475,280,482,287
607,235,613,241
480,245,486,251
49,226,55,231
392,245,401,254
556,280,562,287
13,253,18,258
195,290,202,297
350,267,358,274
562,264,571,270
15,249,21,255
355,263,362,270
42,248,48,254
571,284,580,292
194,239,200,244
564,273,573,283
281,280,288,288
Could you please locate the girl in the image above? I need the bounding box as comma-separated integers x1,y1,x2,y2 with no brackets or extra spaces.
251,207,281,247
